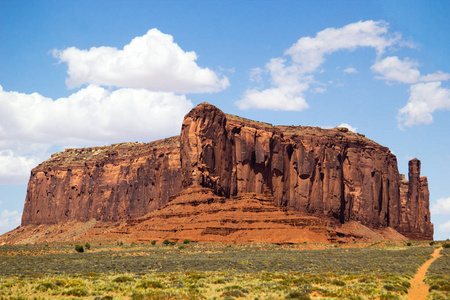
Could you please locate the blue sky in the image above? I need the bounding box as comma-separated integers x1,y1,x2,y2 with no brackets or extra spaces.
0,0,449,240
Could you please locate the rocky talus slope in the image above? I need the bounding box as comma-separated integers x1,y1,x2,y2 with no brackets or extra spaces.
0,103,432,244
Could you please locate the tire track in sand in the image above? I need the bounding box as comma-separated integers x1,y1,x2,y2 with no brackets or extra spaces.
408,247,442,300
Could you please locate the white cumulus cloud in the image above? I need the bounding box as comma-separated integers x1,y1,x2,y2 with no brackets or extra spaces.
371,56,420,84
0,150,41,185
0,85,192,145
398,82,450,126
54,29,229,93
431,197,450,215
343,67,358,74
439,220,450,233
0,209,21,234
369,55,450,127
0,84,193,185
236,20,400,111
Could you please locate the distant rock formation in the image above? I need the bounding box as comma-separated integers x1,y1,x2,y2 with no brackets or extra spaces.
17,102,433,242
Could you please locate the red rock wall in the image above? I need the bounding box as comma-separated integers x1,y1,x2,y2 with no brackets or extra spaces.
180,103,433,239
22,137,181,225
398,159,433,239
21,103,433,240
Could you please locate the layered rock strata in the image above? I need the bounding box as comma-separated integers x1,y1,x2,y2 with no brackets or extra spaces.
18,102,433,241
108,186,337,244
181,103,433,239
22,137,181,225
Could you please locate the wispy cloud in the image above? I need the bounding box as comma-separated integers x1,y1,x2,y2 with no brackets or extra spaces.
236,20,400,111
343,67,358,74
0,209,21,234
431,197,450,214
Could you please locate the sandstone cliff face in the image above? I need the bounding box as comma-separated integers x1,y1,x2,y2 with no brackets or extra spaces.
22,137,181,225
398,159,433,240
20,102,433,241
181,103,433,239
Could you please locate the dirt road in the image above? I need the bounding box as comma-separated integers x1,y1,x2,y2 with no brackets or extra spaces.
409,247,442,300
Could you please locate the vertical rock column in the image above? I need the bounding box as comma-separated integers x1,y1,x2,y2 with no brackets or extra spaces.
398,159,433,239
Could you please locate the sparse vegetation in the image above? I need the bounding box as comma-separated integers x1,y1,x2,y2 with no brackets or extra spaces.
74,244,84,253
0,242,443,299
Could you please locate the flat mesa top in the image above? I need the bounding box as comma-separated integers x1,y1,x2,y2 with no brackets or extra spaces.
38,136,180,168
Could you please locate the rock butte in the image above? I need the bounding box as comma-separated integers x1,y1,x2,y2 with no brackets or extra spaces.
0,103,433,245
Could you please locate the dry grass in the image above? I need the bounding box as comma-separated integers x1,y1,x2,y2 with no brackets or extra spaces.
0,242,442,299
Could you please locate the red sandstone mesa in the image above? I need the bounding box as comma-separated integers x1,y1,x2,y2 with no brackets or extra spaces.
10,102,432,244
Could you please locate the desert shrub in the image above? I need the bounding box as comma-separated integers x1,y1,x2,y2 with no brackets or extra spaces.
94,296,113,300
62,287,88,297
430,241,435,246
379,292,400,300
131,293,144,300
442,243,450,248
170,241,176,246
406,242,412,247
178,245,185,250
383,284,407,294
429,280,450,291
183,239,191,244
137,280,165,289
213,278,226,284
285,291,311,299
331,279,346,286
36,282,58,292
85,242,91,250
151,240,156,245
163,239,170,246
74,245,84,253
222,289,248,298
112,275,134,283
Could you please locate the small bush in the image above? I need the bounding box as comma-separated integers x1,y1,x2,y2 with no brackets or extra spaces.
285,291,311,300
113,275,134,283
137,280,165,289
151,240,156,245
163,239,170,246
178,245,185,250
429,241,435,246
36,282,58,292
331,279,346,286
170,241,176,246
406,242,412,247
74,245,84,253
63,287,88,297
442,243,450,248
84,242,91,250
94,296,113,300
183,239,191,244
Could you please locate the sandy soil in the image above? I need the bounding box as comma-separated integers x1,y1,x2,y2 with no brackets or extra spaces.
409,247,442,300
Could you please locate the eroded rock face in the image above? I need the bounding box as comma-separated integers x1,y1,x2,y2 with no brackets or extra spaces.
398,159,433,240
180,103,433,239
22,137,181,225
20,102,433,241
